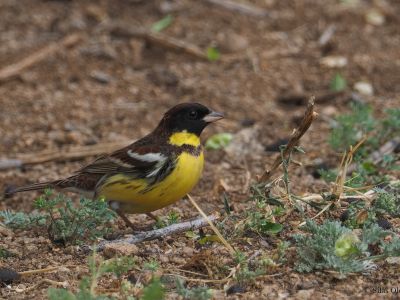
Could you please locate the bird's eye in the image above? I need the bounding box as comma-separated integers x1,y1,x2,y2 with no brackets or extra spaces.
188,110,198,119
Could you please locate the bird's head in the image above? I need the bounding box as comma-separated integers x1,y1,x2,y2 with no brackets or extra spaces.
156,103,224,137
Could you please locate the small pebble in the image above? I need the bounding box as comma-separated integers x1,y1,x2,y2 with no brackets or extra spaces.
320,56,348,68
90,71,112,84
354,81,373,96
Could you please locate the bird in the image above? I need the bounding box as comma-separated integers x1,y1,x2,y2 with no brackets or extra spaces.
5,103,224,229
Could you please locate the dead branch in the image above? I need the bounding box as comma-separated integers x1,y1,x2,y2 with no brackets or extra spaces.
0,141,129,171
92,215,218,252
109,25,209,60
259,97,318,182
203,0,269,17
0,33,84,83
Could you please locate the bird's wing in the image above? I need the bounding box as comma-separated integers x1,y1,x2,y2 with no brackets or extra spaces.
79,143,172,176
54,139,177,195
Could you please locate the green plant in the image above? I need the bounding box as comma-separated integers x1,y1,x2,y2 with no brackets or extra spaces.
205,133,233,150
155,211,181,228
277,241,290,264
0,190,116,244
151,15,173,32
342,184,399,228
329,102,376,152
330,73,347,92
48,253,136,300
0,210,45,229
143,259,160,272
233,251,265,285
206,47,220,61
294,219,400,274
176,279,212,300
141,277,164,300
0,247,14,259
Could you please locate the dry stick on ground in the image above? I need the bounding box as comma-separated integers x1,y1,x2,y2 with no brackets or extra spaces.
16,279,68,293
109,25,209,60
203,0,269,17
259,97,318,182
187,194,236,255
0,141,130,170
0,266,62,284
93,215,218,252
0,33,84,83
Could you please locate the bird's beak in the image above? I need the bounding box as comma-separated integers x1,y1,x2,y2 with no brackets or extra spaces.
203,111,224,123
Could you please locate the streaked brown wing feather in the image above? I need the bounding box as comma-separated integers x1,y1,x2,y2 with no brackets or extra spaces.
78,144,163,174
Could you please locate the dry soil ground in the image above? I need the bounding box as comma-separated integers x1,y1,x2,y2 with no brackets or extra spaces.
0,0,399,299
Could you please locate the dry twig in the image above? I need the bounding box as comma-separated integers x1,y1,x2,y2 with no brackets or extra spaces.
187,194,236,255
16,279,68,293
203,0,268,17
110,25,208,60
93,215,218,252
0,33,83,83
259,97,318,182
0,141,129,170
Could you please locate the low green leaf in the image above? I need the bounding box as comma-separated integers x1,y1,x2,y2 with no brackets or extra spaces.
335,232,360,257
151,15,173,32
206,47,220,61
205,133,233,150
260,222,283,234
330,73,347,92
141,277,164,300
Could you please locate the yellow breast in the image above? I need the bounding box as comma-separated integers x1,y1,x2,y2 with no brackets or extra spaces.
99,132,204,213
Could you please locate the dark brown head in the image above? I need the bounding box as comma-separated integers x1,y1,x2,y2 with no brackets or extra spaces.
155,103,224,136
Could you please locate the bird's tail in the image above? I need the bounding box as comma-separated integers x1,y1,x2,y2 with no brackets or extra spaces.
4,181,60,198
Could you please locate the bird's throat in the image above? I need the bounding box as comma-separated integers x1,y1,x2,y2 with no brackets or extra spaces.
169,131,200,147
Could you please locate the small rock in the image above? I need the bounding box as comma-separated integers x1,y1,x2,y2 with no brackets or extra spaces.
240,118,256,127
147,67,179,87
321,105,337,117
182,246,194,256
103,243,139,258
294,289,315,300
65,131,84,144
365,9,385,26
90,71,112,84
386,257,400,265
159,0,186,13
354,81,373,96
320,56,348,68
0,226,13,237
217,31,249,53
48,130,66,144
300,280,318,289
225,126,264,158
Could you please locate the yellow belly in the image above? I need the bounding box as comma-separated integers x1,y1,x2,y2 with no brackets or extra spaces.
98,152,204,213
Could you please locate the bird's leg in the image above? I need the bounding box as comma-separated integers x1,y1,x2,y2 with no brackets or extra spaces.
146,212,160,222
116,210,136,232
